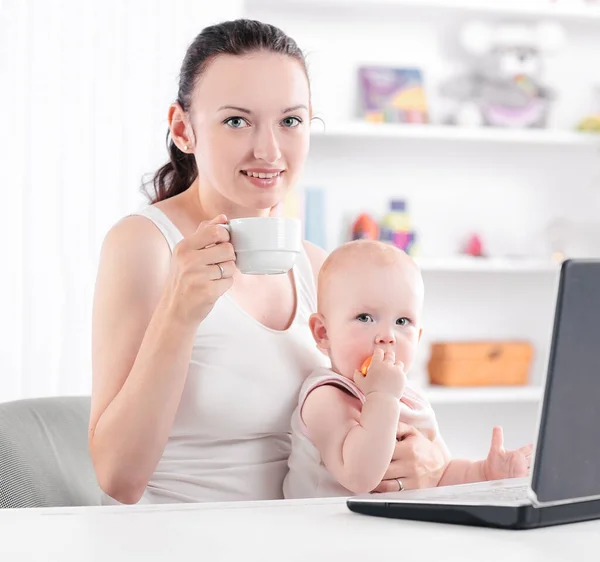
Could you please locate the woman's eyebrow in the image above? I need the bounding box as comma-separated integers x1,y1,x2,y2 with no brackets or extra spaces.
218,105,251,114
282,104,308,113
217,104,309,114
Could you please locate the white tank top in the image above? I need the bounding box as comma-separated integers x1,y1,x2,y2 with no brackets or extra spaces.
283,368,441,499
103,205,329,504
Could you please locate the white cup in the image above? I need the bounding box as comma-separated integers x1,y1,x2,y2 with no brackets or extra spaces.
220,217,302,275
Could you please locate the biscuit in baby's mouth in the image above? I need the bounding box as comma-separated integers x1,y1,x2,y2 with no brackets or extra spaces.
360,356,372,375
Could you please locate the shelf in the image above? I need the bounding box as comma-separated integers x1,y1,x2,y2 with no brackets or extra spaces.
310,121,600,147
422,385,543,404
248,0,600,23
415,256,560,273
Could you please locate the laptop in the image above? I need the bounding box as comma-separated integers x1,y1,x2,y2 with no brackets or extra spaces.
347,258,600,529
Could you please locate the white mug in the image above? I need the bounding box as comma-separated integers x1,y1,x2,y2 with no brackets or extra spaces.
220,217,302,275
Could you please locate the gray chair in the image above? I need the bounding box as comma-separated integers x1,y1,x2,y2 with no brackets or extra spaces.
0,396,102,508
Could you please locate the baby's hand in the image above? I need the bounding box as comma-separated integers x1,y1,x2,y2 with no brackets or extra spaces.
353,348,406,400
483,426,533,481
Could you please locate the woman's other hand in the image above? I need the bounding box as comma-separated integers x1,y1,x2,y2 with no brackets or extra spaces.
372,422,450,492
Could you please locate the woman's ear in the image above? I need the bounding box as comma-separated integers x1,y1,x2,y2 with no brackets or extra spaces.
168,102,194,153
309,313,330,354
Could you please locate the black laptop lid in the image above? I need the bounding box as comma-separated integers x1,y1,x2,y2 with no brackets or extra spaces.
532,259,600,504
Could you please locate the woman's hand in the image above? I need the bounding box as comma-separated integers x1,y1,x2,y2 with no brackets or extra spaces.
161,214,236,327
372,423,450,492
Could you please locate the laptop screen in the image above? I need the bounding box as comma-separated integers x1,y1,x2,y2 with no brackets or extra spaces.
532,259,600,504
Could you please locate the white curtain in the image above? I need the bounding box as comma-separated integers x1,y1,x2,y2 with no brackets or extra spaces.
0,0,243,402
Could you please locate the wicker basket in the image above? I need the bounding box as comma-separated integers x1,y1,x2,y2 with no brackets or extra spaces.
427,341,533,387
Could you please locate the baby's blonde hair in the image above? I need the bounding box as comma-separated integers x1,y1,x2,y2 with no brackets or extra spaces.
317,240,421,312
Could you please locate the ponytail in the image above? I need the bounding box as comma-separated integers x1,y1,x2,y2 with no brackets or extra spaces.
143,131,198,204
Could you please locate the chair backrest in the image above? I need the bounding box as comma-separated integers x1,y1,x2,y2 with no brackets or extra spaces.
0,396,102,508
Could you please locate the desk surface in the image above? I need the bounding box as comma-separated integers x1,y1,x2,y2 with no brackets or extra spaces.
2,497,599,561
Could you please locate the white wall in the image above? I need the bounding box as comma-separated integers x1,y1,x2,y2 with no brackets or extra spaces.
0,0,243,402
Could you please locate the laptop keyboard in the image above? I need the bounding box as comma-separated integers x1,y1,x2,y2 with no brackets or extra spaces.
373,479,533,505
424,485,531,504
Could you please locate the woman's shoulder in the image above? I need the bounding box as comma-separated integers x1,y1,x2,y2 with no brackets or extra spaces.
98,209,173,282
104,211,168,254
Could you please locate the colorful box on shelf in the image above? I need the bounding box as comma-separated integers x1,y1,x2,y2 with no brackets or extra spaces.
358,66,429,124
427,341,533,387
379,199,418,256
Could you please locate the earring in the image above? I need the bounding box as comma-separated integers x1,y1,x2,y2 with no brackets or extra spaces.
183,144,189,151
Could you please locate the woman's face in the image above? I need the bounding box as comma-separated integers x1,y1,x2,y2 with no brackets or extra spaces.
187,52,311,213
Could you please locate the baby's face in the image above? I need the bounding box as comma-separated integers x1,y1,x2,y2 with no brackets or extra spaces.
320,260,423,379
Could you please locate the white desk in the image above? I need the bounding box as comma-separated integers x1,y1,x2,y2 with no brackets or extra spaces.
2,497,599,561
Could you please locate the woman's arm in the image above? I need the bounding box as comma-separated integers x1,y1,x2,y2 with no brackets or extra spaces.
89,216,195,504
89,214,233,504
302,385,401,494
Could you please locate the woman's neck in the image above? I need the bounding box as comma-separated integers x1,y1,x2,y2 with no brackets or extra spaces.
188,178,272,220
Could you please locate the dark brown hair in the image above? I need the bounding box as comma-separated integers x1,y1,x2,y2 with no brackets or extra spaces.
143,19,309,203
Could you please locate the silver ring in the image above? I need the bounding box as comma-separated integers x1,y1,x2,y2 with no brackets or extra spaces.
395,478,404,492
217,263,225,280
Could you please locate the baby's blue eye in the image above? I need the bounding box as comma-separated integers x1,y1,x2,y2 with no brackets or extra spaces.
357,314,373,323
396,317,411,326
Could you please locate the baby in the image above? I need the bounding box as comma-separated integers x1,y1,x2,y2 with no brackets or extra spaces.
283,240,532,498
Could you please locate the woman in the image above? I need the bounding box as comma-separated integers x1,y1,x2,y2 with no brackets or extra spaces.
89,19,448,505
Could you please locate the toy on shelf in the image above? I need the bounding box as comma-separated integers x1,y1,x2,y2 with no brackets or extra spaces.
440,20,566,129
380,200,418,256
462,233,486,258
577,84,600,133
578,116,600,132
351,213,379,241
358,66,429,124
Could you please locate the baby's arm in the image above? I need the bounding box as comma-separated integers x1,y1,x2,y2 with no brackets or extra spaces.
302,349,405,494
302,385,401,494
438,427,532,486
437,458,486,486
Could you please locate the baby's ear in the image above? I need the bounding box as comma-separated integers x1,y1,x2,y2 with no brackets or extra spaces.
418,328,423,342
309,313,330,354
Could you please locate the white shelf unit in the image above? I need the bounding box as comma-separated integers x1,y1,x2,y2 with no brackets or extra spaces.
311,121,600,148
415,256,560,273
423,385,543,405
248,0,600,23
